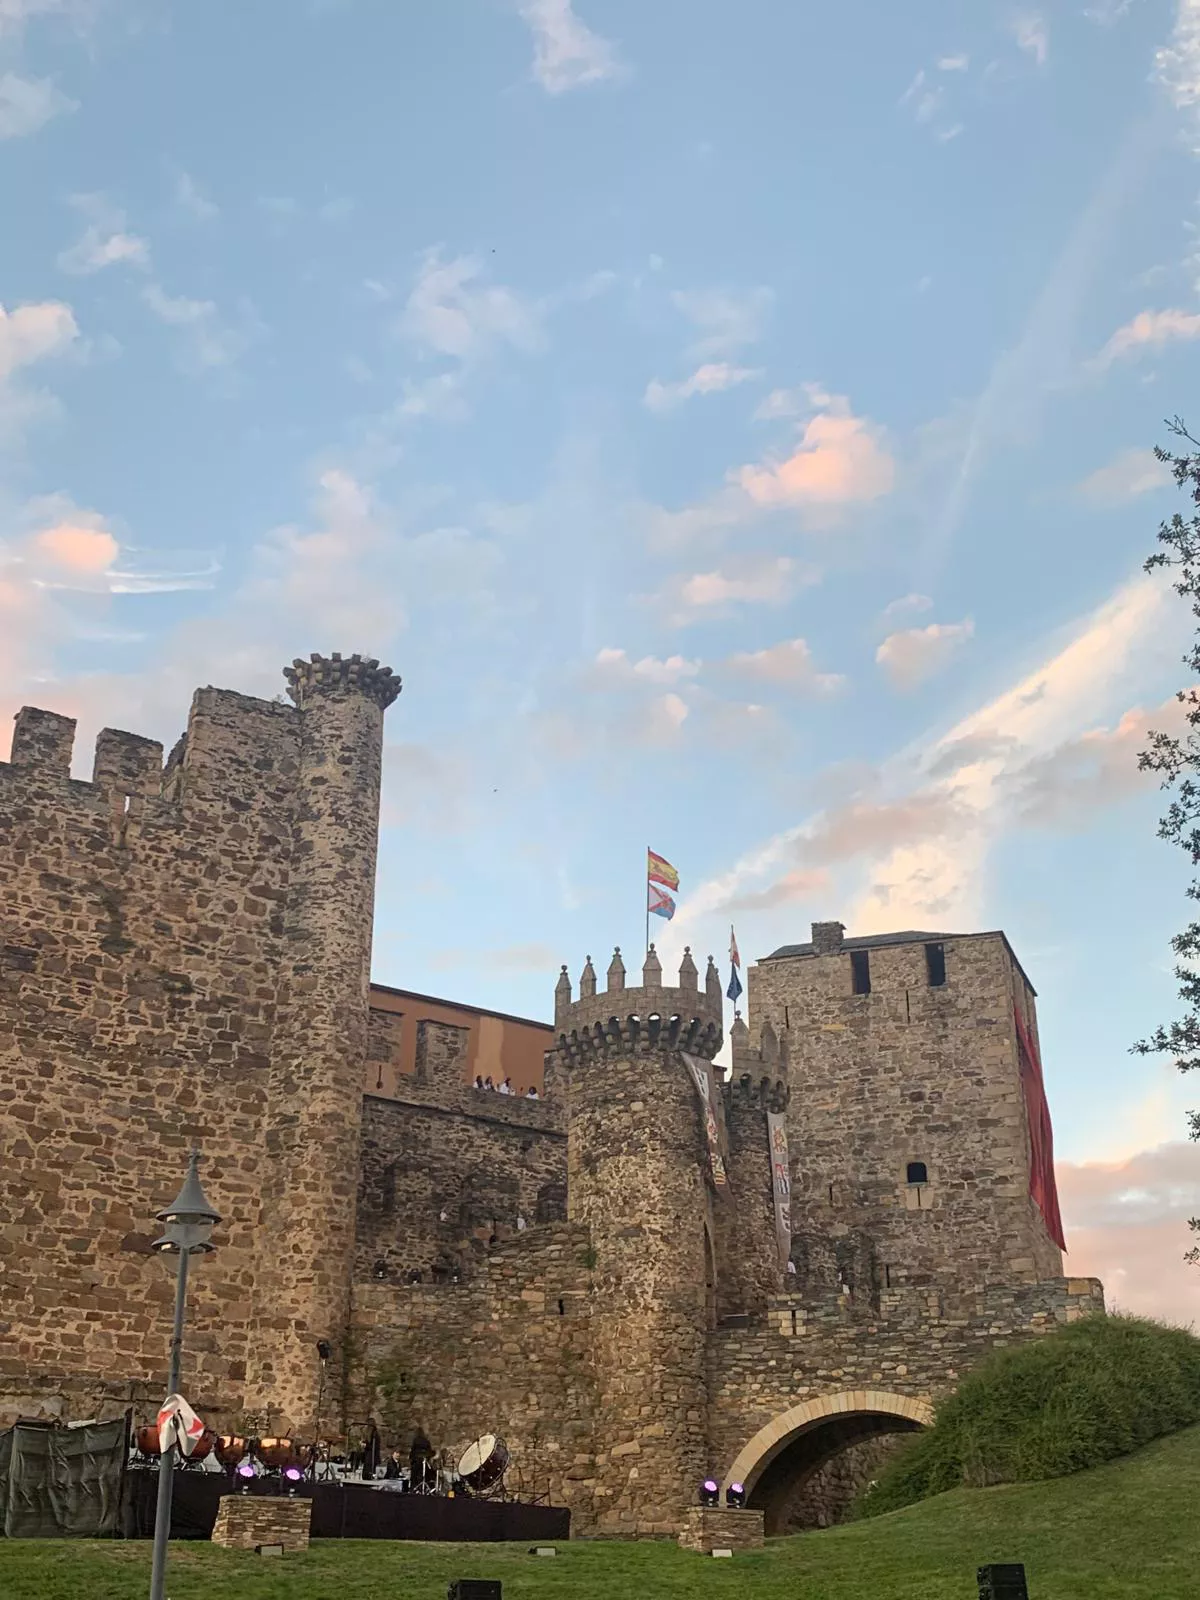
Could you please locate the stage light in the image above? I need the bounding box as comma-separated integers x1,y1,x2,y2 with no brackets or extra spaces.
725,1482,746,1509
236,1460,257,1479
317,1340,332,1362
284,1467,302,1482
700,1478,719,1507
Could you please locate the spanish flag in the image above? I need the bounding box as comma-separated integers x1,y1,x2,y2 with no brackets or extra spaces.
647,849,679,890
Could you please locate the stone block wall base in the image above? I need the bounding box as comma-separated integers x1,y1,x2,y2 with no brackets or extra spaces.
677,1506,765,1552
211,1493,313,1551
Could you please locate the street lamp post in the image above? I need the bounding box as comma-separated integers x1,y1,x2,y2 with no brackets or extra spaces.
148,1150,221,1600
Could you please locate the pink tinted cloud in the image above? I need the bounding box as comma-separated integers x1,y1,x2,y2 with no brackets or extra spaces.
736,404,894,508
32,521,119,573
1058,1142,1200,1328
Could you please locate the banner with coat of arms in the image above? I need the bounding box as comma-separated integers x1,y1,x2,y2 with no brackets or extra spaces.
681,1052,728,1189
766,1111,792,1271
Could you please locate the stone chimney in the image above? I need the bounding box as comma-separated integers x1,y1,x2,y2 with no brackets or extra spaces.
811,921,845,955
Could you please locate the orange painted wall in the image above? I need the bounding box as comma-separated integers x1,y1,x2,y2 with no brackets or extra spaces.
364,983,553,1101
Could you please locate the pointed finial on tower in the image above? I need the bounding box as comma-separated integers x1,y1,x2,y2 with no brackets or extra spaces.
678,946,698,991
705,954,722,1005
643,943,662,986
580,956,597,999
731,1011,750,1049
555,964,572,1024
761,1019,779,1063
607,947,626,993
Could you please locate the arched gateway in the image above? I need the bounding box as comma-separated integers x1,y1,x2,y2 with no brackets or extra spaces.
723,1390,934,1535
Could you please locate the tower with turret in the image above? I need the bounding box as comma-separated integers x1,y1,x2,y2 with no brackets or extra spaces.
246,654,401,1428
550,943,724,1535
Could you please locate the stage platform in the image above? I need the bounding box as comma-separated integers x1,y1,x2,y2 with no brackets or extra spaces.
121,1470,571,1543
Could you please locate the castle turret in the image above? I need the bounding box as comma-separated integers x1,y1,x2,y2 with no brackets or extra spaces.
551,946,723,1535
245,654,401,1428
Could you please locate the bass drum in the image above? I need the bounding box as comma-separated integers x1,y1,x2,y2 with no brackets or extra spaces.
214,1434,247,1467
457,1434,509,1493
258,1437,308,1471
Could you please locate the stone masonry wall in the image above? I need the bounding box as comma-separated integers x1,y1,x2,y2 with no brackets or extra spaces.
706,1274,1105,1481
749,931,1064,1293
0,656,398,1435
356,1023,567,1282
349,1224,599,1525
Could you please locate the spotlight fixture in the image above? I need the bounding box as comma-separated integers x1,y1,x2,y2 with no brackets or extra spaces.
284,1466,302,1482
236,1458,258,1493
700,1478,720,1507
725,1482,746,1509
316,1340,332,1362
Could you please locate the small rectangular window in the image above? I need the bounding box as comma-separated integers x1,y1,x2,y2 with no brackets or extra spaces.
925,942,946,987
906,1161,928,1185
851,949,871,995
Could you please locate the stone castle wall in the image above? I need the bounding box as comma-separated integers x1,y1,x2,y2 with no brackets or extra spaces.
349,1224,598,1522
0,656,399,1434
750,929,1064,1292
706,1274,1105,1484
356,1019,567,1282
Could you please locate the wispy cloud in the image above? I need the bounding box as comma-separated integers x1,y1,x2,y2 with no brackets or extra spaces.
663,570,1174,957
400,248,543,361
587,646,700,687
0,70,73,138
882,592,934,620
1093,307,1200,366
173,170,218,221
20,493,221,595
142,283,252,371
671,286,772,360
643,361,760,412
1059,1141,1200,1326
725,637,846,695
1078,447,1173,502
57,193,149,275
1013,13,1049,66
876,618,974,690
659,556,808,624
516,0,620,95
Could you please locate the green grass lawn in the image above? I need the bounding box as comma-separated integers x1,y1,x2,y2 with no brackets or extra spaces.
3,1424,1199,1600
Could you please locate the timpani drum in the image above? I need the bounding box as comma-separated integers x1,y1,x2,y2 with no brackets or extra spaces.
457,1433,509,1492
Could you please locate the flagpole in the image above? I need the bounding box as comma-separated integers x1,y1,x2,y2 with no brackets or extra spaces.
645,847,649,957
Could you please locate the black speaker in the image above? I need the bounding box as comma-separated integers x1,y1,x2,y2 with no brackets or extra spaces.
977,1564,1029,1600
449,1582,502,1600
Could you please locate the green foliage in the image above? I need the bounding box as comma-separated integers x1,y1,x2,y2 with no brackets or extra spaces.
1133,417,1200,1259
857,1314,1200,1518
3,1424,1200,1599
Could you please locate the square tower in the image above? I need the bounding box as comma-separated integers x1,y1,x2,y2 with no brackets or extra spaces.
748,923,1065,1293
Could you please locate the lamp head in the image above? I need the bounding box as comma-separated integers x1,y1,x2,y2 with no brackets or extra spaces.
152,1150,220,1254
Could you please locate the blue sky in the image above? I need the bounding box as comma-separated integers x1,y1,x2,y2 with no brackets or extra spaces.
3,0,1199,1319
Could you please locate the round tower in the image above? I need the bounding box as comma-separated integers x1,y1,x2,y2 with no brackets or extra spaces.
551,943,723,1535
246,653,401,1430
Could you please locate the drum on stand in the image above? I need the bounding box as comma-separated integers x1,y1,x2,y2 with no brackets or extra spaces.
457,1433,510,1494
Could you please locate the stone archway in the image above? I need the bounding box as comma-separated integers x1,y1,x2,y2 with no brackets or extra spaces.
722,1390,933,1534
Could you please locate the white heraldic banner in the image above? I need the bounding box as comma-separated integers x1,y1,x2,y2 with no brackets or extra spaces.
766,1110,791,1271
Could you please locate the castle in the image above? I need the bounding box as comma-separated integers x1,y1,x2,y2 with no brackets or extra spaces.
0,655,1104,1536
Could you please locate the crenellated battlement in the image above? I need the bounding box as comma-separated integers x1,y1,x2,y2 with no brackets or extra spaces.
284,651,402,709
723,1070,789,1116
552,943,723,1061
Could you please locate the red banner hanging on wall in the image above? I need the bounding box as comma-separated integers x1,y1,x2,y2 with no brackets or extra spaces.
1013,1006,1067,1252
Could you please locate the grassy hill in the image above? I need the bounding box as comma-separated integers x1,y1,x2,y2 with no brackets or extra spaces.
2,1423,1199,1600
